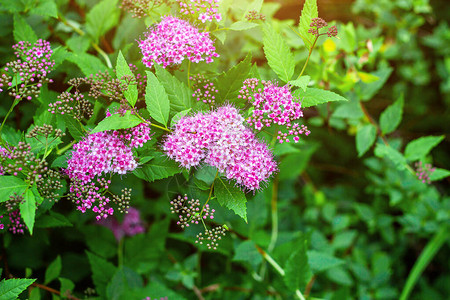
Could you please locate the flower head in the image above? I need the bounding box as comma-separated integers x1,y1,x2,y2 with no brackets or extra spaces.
139,16,219,68
176,0,222,23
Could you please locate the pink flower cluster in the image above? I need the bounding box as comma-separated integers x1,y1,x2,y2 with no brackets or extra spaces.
415,161,435,184
139,16,219,68
238,78,310,143
8,210,26,234
176,0,222,23
163,105,277,190
0,39,55,100
66,115,151,219
97,207,145,241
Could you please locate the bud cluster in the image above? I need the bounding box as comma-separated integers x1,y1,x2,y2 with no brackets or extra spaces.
37,169,63,202
175,0,222,23
26,124,65,140
68,71,126,103
120,0,165,18
239,79,310,143
170,195,215,228
2,194,27,234
195,225,227,250
48,90,93,121
142,297,168,300
308,17,338,38
0,40,55,100
190,74,218,105
415,161,435,184
245,10,266,21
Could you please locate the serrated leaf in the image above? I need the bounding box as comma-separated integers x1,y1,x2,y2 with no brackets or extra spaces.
404,136,444,161
90,111,143,133
429,168,450,181
380,95,404,135
45,256,62,284
67,52,108,77
0,278,36,300
216,54,252,102
170,109,191,127
0,0,24,12
85,0,119,42
285,237,311,291
13,14,37,43
290,75,310,92
86,251,117,298
154,65,193,114
374,143,407,170
19,189,36,234
214,177,247,222
307,250,345,273
133,152,181,182
356,124,377,157
263,25,295,82
294,88,348,108
145,71,170,126
30,0,58,18
0,176,28,202
298,0,318,50
61,115,85,141
229,21,259,31
116,51,138,107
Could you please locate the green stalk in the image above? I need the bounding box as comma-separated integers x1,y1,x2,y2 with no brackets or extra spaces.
399,225,449,300
0,98,20,148
297,35,319,80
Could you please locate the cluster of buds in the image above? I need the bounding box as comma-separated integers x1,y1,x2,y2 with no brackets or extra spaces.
120,0,165,18
26,124,65,140
142,297,168,300
37,169,63,202
2,194,27,234
0,142,48,185
170,195,215,228
308,17,338,38
190,74,218,105
176,0,221,23
195,226,227,250
0,40,55,100
48,90,93,121
415,161,435,184
245,10,266,21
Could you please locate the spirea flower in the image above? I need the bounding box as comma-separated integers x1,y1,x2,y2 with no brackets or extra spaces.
176,0,222,23
0,39,55,100
415,161,435,184
48,91,93,121
97,206,145,240
139,16,219,68
8,209,25,234
190,74,218,105
121,0,165,18
66,114,152,219
170,194,215,228
163,105,277,190
239,79,310,143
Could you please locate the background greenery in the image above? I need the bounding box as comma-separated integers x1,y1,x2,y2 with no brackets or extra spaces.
0,0,448,299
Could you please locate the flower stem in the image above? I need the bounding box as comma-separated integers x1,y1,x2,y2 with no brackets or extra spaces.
297,35,319,80
0,98,20,148
56,140,76,156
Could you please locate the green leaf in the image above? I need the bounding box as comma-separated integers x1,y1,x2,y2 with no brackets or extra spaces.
233,240,262,270
19,189,36,234
133,152,181,182
0,176,28,202
67,52,108,77
374,143,407,170
45,256,62,284
154,64,193,114
106,267,143,300
279,143,318,180
36,211,73,228
399,225,449,300
294,88,348,108
216,54,252,102
284,236,312,292
116,51,138,107
307,250,345,273
59,278,75,297
85,0,119,42
90,111,143,133
13,14,37,43
429,168,450,181
229,21,259,31
263,24,295,82
170,109,191,127
145,71,170,126
61,115,85,141
214,177,247,222
356,124,377,157
30,0,58,18
298,0,318,50
356,68,393,101
0,278,36,300
0,0,24,12
380,94,404,135
290,76,310,92
86,251,117,298
404,135,444,161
